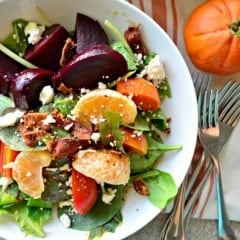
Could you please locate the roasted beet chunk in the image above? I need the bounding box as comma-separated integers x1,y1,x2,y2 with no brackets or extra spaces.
52,44,128,91
25,24,70,71
76,13,109,54
11,68,54,110
0,52,25,95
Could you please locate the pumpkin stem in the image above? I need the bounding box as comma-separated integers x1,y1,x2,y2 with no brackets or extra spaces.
230,20,240,36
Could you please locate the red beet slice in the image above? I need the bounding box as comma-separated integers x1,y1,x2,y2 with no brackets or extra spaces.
52,44,128,91
25,24,70,71
76,13,109,54
0,52,25,95
11,68,54,110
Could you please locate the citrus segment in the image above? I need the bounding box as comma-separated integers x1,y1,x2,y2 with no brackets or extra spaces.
12,150,52,199
72,89,137,125
73,149,130,185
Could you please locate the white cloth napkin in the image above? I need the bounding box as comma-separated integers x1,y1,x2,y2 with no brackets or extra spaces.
128,0,240,221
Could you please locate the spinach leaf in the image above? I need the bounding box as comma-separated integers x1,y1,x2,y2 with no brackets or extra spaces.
0,188,18,207
0,94,13,114
146,135,182,152
111,41,136,71
0,126,46,151
130,150,162,174
145,109,169,131
88,211,122,240
145,170,177,209
123,113,150,131
58,185,124,231
42,157,71,203
158,77,172,98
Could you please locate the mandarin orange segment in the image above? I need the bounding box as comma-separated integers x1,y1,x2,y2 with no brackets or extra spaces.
72,89,137,125
12,150,52,199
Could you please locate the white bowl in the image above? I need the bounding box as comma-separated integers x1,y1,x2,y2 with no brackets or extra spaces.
0,0,198,239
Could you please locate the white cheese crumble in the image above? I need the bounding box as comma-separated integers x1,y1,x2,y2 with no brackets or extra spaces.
42,114,56,125
39,85,55,105
90,132,100,143
138,55,166,86
0,109,25,128
24,22,45,45
59,213,71,228
98,82,107,89
0,177,13,191
102,188,117,204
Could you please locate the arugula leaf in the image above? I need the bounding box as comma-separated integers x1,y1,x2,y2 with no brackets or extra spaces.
144,170,177,209
2,19,28,56
99,110,124,149
54,94,78,117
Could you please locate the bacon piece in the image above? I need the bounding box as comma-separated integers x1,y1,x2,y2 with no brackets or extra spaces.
60,37,76,66
47,138,81,159
124,25,146,55
18,112,51,146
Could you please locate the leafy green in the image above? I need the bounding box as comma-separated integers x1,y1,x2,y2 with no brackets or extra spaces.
123,113,150,131
111,41,136,71
0,126,46,151
136,52,156,73
0,94,14,114
145,109,169,131
0,188,18,207
104,20,137,71
42,157,71,203
144,170,177,209
130,150,162,174
58,185,124,231
27,198,52,209
88,211,122,240
99,110,124,149
158,77,172,98
0,202,51,237
54,94,78,117
2,19,28,56
146,135,182,152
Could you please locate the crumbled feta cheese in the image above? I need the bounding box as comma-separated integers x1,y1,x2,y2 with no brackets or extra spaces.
39,85,55,105
59,200,73,208
90,132,100,143
24,22,45,45
0,177,13,191
59,213,71,228
138,55,166,86
64,122,74,131
102,188,117,204
42,114,56,125
98,82,107,89
0,109,25,128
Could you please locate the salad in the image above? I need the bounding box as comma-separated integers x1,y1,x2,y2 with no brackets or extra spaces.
0,10,182,239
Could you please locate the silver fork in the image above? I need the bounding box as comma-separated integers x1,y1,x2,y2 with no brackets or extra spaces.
198,88,237,240
159,73,214,240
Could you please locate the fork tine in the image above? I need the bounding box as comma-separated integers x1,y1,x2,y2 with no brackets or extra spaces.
218,80,239,108
193,72,212,97
219,87,240,126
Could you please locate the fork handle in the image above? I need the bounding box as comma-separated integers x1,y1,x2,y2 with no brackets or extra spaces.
215,174,236,240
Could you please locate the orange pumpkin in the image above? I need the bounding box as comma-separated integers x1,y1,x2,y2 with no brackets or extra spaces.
184,0,240,75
